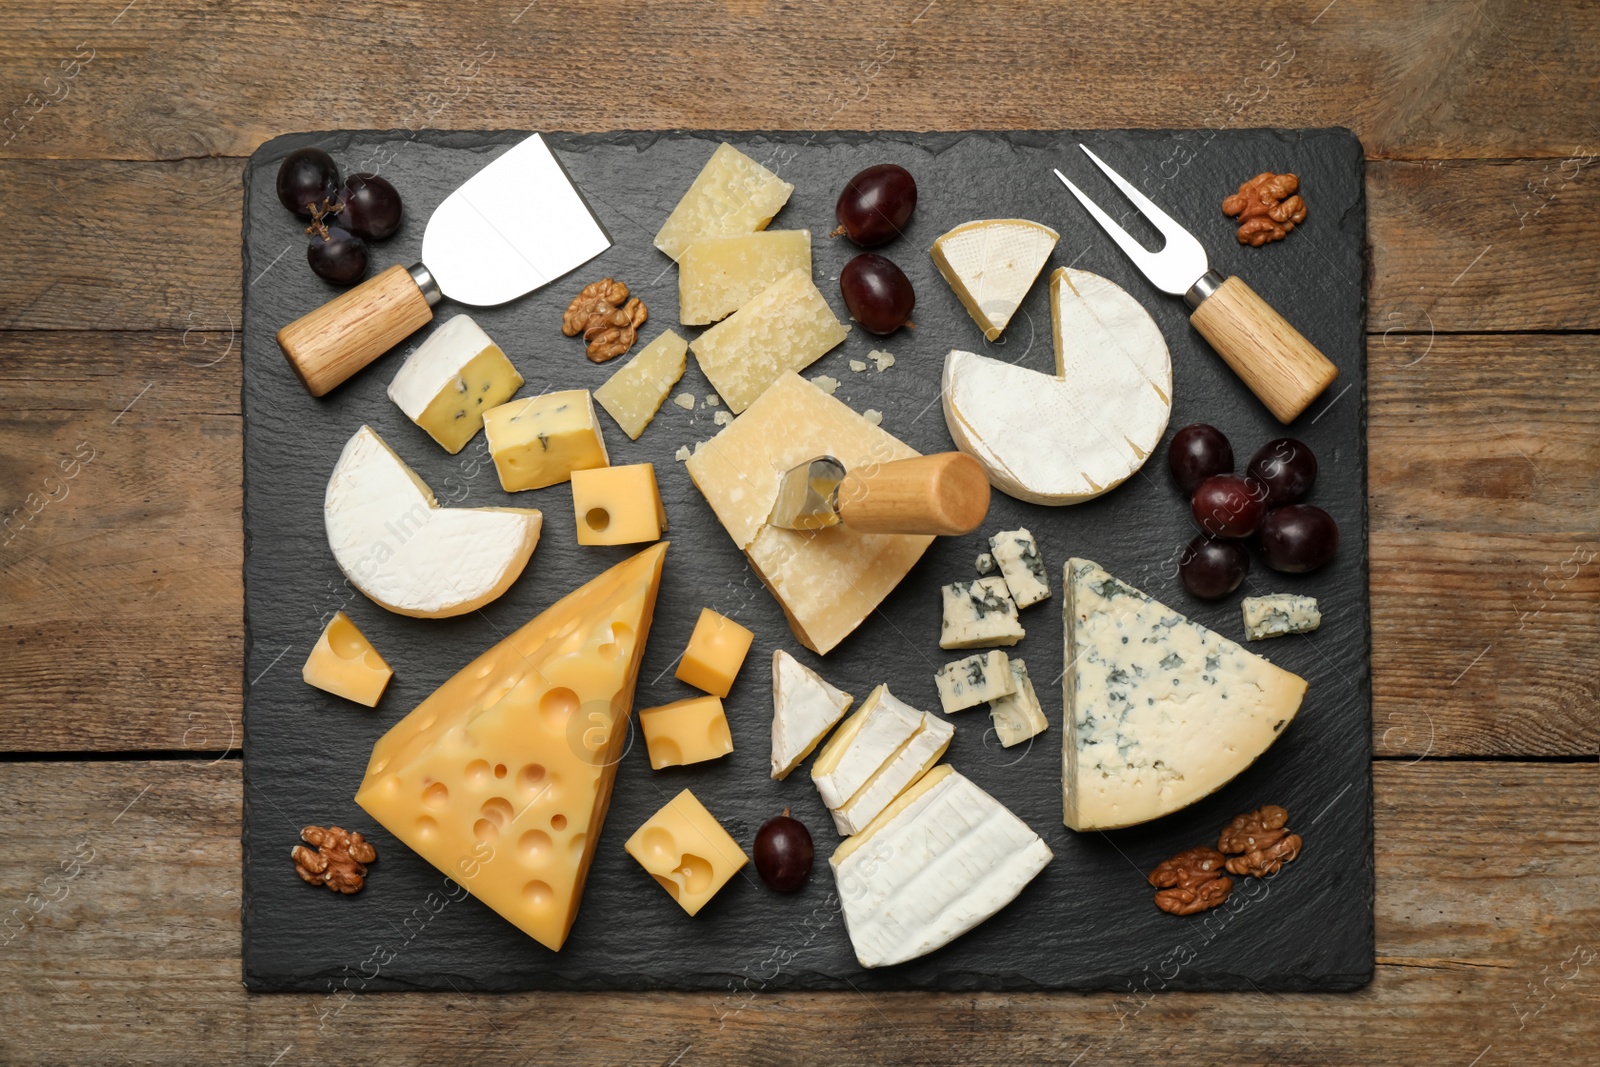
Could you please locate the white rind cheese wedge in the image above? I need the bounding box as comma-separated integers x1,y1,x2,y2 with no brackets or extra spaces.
594,330,689,440
811,685,924,810
1240,594,1322,641
770,650,854,780
325,426,542,618
1062,558,1308,831
654,142,794,262
387,315,524,455
930,219,1059,340
831,765,1053,968
989,658,1048,747
942,268,1172,505
830,711,953,836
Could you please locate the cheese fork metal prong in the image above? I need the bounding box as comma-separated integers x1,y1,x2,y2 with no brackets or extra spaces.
1053,144,1340,424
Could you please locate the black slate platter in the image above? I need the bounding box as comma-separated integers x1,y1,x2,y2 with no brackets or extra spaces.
241,129,1372,994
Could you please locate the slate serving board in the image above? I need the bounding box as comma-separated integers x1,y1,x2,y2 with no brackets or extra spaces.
241,128,1372,994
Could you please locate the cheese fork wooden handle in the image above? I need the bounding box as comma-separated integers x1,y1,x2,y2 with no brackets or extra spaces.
276,264,438,396
836,453,991,536
1188,276,1339,424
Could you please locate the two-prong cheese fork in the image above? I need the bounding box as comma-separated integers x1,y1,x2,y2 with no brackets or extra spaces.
1055,146,1338,423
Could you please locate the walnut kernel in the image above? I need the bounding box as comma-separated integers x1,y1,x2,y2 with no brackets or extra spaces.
1219,805,1304,877
1222,172,1307,246
1149,845,1233,915
292,825,376,894
563,278,647,362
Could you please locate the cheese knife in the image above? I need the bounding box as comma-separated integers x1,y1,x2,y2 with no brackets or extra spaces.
767,452,991,536
1054,145,1338,424
276,133,611,396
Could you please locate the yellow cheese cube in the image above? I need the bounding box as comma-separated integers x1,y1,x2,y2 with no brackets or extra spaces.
653,142,794,262
678,230,812,325
594,330,688,440
624,789,749,916
638,695,733,769
302,611,392,707
675,608,754,697
483,389,609,491
386,315,524,454
571,463,667,546
688,269,849,413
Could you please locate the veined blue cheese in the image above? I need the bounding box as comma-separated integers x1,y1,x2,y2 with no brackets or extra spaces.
1062,558,1307,831
939,577,1024,649
988,527,1050,608
976,552,996,575
1240,594,1322,641
934,650,1015,713
988,658,1048,747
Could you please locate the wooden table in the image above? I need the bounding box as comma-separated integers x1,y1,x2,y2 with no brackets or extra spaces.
2,2,1596,1062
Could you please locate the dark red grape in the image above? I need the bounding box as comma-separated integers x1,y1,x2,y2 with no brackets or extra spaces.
276,147,340,218
1248,438,1318,506
1179,534,1250,599
1168,424,1234,493
1259,504,1339,573
339,173,403,240
753,810,813,892
840,253,915,334
834,163,917,247
307,225,369,285
1191,474,1266,539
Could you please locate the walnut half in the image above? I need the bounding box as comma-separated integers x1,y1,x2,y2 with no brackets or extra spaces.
563,278,647,362
1149,845,1233,915
1222,172,1307,246
292,825,376,895
1219,805,1304,877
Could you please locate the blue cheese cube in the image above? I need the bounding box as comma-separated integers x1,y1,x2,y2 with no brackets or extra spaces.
934,650,1016,713
988,658,1048,747
988,527,1050,608
976,552,996,575
1240,594,1322,640
939,577,1025,649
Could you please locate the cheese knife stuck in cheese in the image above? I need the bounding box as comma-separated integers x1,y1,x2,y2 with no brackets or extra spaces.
277,134,611,396
767,452,990,536
1054,146,1338,424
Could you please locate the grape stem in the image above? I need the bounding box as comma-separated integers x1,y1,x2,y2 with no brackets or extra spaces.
828,224,847,238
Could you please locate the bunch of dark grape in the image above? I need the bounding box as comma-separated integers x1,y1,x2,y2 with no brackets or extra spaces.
275,148,404,286
834,164,918,335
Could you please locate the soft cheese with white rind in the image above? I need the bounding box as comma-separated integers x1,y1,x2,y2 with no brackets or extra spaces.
1062,558,1308,831
770,650,854,779
387,315,524,455
325,426,542,618
654,142,795,261
831,765,1053,968
811,685,924,810
930,219,1059,340
830,711,953,836
942,268,1172,505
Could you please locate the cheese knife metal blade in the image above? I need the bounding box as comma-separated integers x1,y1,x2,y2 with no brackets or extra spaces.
767,452,991,536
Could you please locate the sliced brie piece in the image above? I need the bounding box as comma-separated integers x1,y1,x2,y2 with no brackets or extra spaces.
831,765,1053,968
942,268,1172,506
988,658,1047,747
934,650,1015,713
386,315,524,455
831,711,953,836
770,650,854,780
930,219,1059,340
1240,594,1322,641
324,426,542,618
939,577,1024,649
811,685,923,810
1062,558,1308,831
988,527,1050,608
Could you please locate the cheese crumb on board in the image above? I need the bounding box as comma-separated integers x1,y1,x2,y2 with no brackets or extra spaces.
705,394,720,407
1240,594,1322,640
976,552,995,575
869,350,896,371
674,445,692,462
863,409,883,426
810,375,840,395
849,359,868,372
713,410,733,426
673,392,697,410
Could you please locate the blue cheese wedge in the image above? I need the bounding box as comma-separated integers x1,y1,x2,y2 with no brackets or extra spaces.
387,315,524,454
831,765,1053,968
1062,558,1307,831
988,527,1050,608
939,577,1024,649
770,650,853,780
811,685,924,810
934,650,1015,713
1240,594,1322,641
988,658,1048,747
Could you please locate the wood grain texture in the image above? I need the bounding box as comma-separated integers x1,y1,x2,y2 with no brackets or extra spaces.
0,759,1593,1065
277,264,435,396
1188,275,1340,423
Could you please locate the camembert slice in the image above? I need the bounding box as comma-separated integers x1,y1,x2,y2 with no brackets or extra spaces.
930,219,1059,340
770,650,853,780
654,142,794,262
811,685,923,811
830,711,953,836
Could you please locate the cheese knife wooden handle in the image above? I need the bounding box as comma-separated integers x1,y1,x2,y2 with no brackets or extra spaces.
836,453,991,536
1188,275,1340,424
276,264,439,396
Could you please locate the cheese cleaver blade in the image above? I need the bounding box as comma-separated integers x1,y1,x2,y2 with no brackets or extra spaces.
276,133,611,396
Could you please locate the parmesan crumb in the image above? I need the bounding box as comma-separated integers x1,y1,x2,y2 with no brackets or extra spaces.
705,394,720,407
674,445,691,462
849,359,868,373
869,350,896,372
810,375,840,395
672,392,696,411
713,410,733,426
863,409,883,426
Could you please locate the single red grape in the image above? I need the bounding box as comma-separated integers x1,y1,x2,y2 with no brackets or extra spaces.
307,225,369,285
840,253,915,334
835,164,917,247
339,173,403,240
276,147,340,218
1179,534,1250,599
1168,424,1234,493
1248,438,1318,506
1191,474,1266,539
753,810,813,892
1259,505,1339,573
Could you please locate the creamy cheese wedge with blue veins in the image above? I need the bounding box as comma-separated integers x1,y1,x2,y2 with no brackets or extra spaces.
1062,558,1307,831
770,650,854,780
831,765,1053,968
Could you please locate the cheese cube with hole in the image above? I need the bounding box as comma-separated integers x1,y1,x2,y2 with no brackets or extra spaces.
771,650,853,779
570,463,666,546
831,708,954,836
935,650,1015,713
688,269,850,413
939,577,1024,649
679,230,812,325
386,315,525,454
594,330,688,440
483,389,609,492
639,695,733,770
624,789,749,916
1240,594,1322,641
302,611,392,706
811,685,924,810
989,528,1050,608
654,143,795,262
930,219,1059,340
675,608,754,697
988,658,1047,747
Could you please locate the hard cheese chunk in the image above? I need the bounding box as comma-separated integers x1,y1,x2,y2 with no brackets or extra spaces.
930,219,1059,340
654,142,794,261
594,330,688,440
675,608,754,698
679,229,812,325
940,577,1025,649
571,463,666,546
484,389,609,492
353,544,667,951
1241,594,1322,641
387,315,524,454
771,650,853,779
989,528,1050,608
639,696,733,770
831,765,1053,968
302,611,392,707
935,650,1015,713
625,789,749,916
831,706,953,837
686,373,933,655
689,269,849,413
989,658,1047,747
1062,558,1308,831
812,685,924,810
